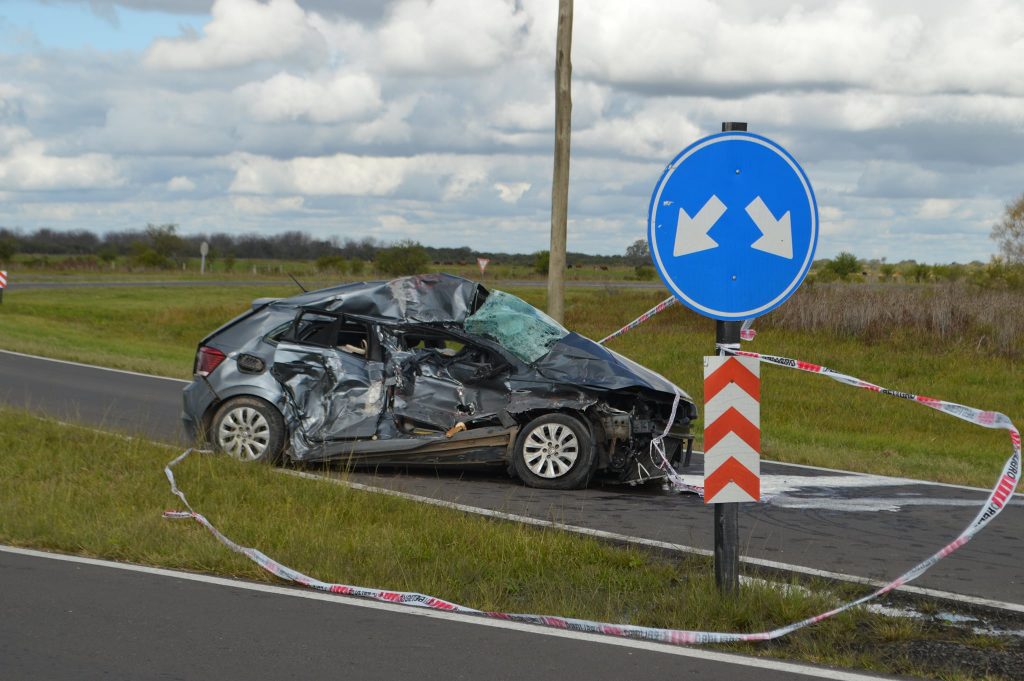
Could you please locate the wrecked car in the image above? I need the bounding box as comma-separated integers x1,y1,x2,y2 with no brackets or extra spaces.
181,274,697,489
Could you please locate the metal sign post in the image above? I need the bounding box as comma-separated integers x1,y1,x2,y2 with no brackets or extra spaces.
200,241,209,275
646,120,818,594
713,318,742,591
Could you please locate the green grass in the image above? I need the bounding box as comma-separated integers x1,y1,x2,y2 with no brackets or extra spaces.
1,408,1011,680
0,282,1018,487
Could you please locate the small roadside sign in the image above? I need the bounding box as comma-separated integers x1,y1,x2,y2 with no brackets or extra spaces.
200,241,209,274
703,356,760,504
477,257,490,276
0,270,7,305
647,131,818,321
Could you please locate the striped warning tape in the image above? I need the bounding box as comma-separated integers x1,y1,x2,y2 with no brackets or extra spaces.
164,342,1020,644
598,296,677,345
598,295,757,345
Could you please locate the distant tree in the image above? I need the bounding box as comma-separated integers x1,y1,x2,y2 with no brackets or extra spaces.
375,240,430,276
0,237,16,264
625,239,650,265
992,193,1024,264
97,245,118,268
825,252,860,280
145,224,186,262
534,250,550,275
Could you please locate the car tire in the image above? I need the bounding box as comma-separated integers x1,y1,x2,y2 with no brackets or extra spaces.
512,413,595,490
209,396,285,464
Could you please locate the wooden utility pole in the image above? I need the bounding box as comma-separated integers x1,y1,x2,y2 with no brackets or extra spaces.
547,0,573,323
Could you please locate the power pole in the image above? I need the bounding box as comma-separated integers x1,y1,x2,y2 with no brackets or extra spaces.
547,0,573,323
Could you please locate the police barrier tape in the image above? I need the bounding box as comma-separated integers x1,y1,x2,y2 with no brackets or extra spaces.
164,343,1020,645
598,295,757,346
164,293,1020,644
597,296,677,345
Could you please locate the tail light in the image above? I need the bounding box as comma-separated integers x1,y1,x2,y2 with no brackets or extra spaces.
195,346,227,376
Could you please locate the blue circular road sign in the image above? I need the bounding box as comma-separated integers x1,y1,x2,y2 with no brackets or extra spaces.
647,132,818,321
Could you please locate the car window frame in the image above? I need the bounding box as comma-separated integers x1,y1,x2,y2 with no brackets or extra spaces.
280,308,381,361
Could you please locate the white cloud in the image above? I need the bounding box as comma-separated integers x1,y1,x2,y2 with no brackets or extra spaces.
229,152,408,196
374,0,528,74
917,198,957,220
494,182,531,203
0,140,123,191
231,195,305,214
144,0,326,70
575,103,703,158
167,176,197,192
236,71,381,123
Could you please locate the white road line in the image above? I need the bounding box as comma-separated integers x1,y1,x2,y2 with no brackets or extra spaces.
285,469,1024,614
0,348,190,384
0,545,890,680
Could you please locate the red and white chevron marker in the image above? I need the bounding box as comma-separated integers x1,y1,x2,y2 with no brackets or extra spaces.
0,270,7,289
703,355,760,504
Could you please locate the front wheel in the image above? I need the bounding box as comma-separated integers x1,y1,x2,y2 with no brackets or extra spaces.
209,396,285,464
512,413,595,490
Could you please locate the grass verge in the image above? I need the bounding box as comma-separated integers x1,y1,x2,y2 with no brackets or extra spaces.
2,407,1020,679
0,283,1019,487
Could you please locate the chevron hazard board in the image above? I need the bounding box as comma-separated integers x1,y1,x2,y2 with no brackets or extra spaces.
0,271,7,289
703,355,760,503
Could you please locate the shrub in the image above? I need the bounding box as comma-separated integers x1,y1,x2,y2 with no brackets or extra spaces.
0,237,16,264
534,250,550,275
315,254,347,274
375,240,430,276
825,252,860,280
132,248,171,270
634,264,656,280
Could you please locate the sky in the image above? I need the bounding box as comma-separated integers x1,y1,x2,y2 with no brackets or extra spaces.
0,0,1022,263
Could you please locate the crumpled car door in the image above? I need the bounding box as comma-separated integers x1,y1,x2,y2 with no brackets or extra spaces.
389,333,510,430
271,342,385,456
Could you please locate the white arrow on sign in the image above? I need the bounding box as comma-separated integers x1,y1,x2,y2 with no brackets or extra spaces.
746,196,793,259
674,194,726,257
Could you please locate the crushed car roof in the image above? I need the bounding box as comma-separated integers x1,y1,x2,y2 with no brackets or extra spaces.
278,273,487,324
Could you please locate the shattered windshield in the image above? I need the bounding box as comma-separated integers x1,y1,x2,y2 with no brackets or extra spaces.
464,290,569,363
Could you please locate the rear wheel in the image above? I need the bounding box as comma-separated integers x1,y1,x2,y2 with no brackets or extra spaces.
512,413,595,490
209,397,285,464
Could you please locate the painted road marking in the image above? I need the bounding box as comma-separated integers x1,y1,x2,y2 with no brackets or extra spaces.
0,545,892,680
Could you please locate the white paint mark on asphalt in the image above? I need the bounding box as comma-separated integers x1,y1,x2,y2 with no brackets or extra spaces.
675,472,1019,512
0,545,893,680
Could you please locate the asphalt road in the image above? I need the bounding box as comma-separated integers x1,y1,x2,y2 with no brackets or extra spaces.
1,349,1021,611
0,547,897,681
